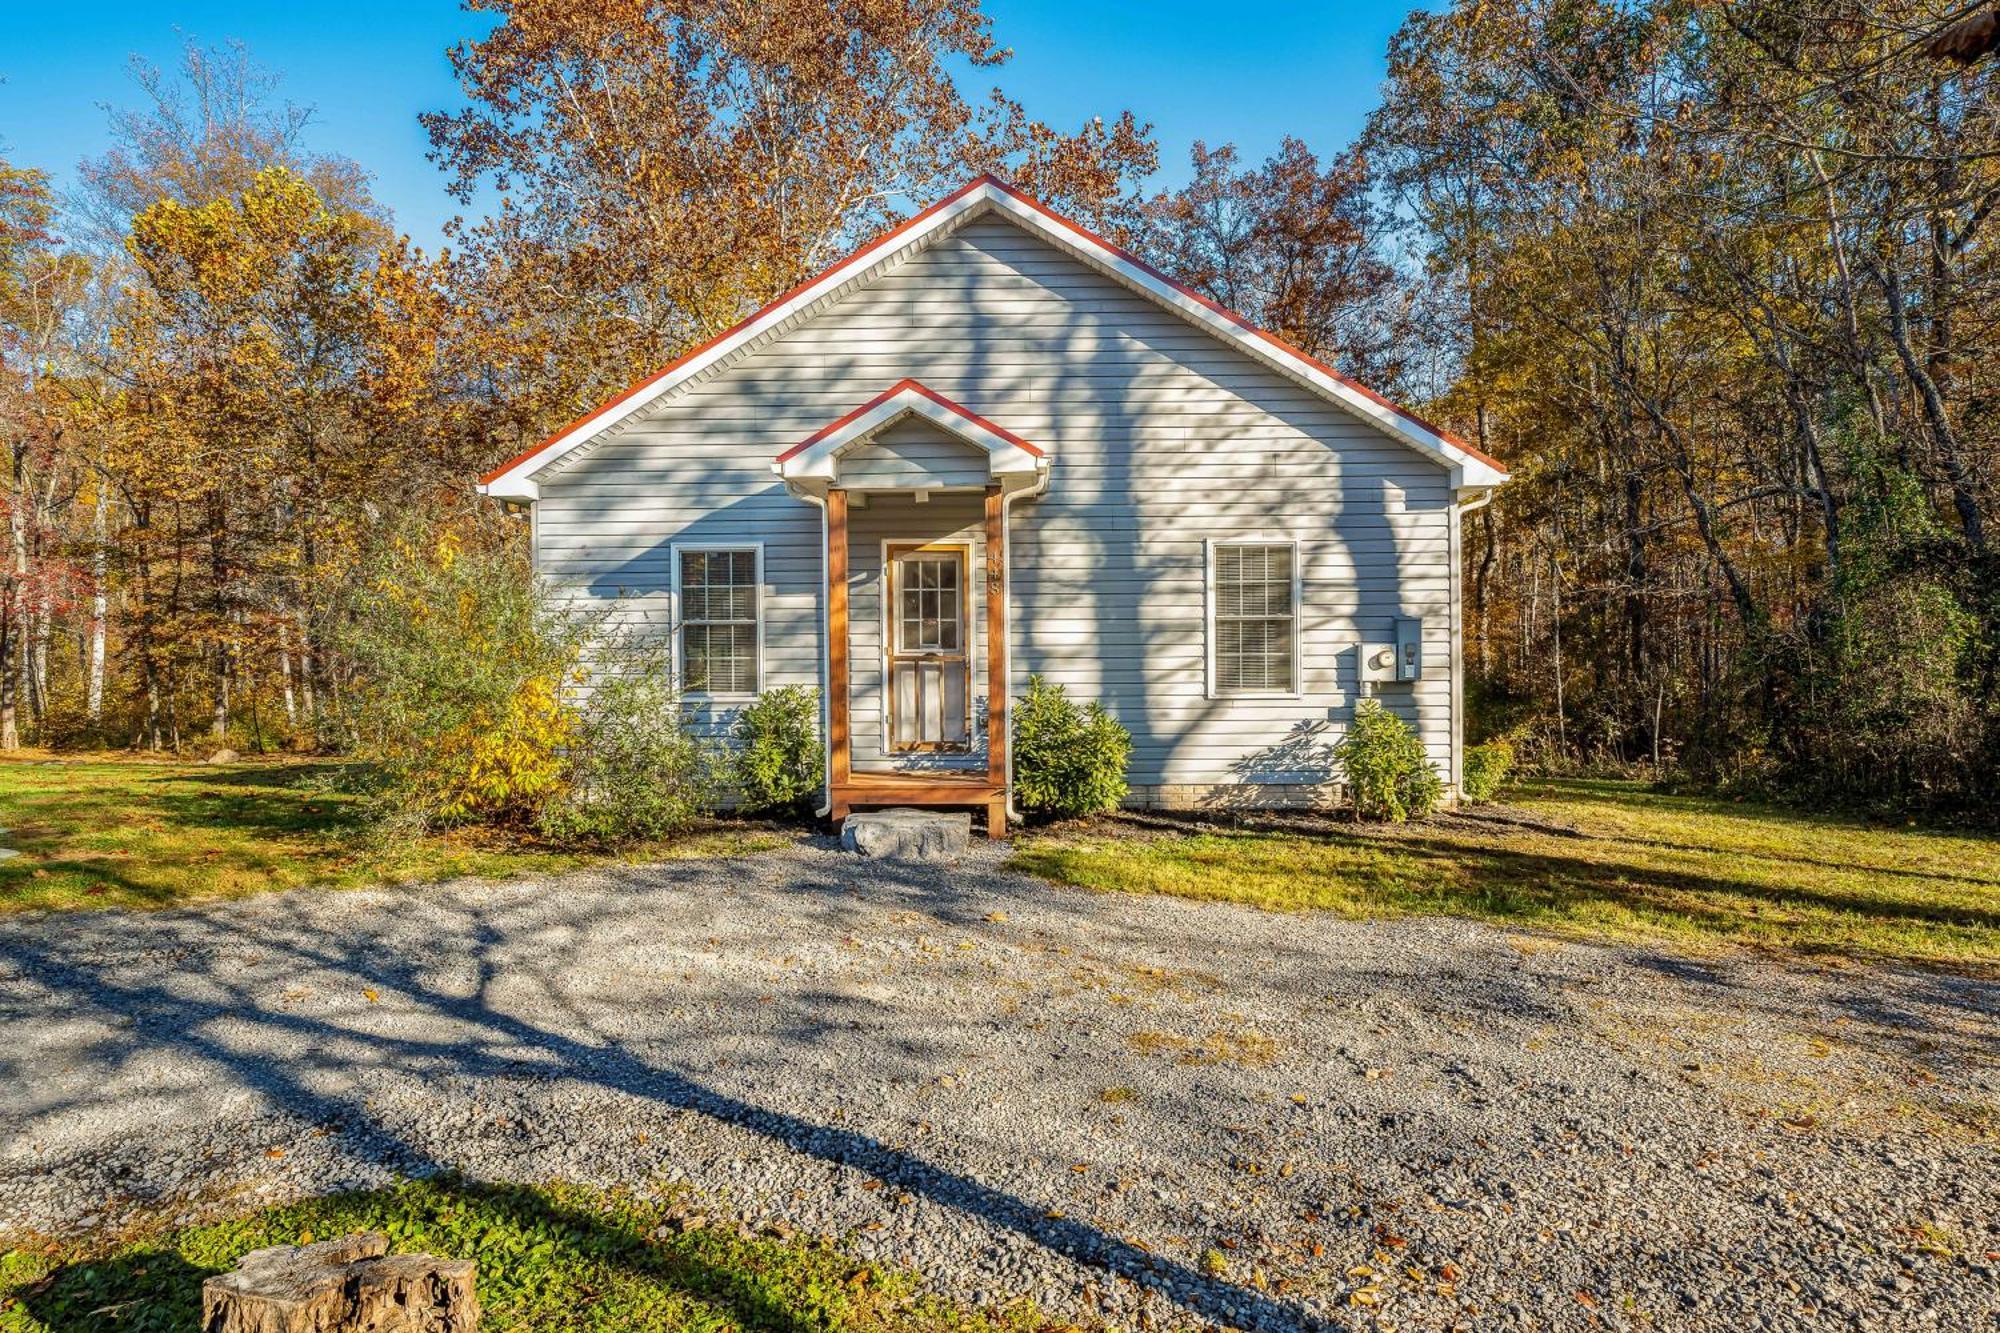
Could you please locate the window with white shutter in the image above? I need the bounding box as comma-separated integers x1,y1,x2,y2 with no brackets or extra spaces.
1209,541,1299,695
675,547,761,696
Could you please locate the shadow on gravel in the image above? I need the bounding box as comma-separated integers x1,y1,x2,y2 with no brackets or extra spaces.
0,857,1330,1332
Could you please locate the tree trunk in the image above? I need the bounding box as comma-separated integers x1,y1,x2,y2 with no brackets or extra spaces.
87,483,108,721
277,615,299,726
0,616,14,753
1878,260,1986,555
3,471,23,751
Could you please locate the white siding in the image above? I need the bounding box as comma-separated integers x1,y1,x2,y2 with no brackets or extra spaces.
838,418,992,490
535,214,1460,789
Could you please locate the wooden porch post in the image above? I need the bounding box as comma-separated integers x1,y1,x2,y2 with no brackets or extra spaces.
984,484,1007,837
827,488,851,818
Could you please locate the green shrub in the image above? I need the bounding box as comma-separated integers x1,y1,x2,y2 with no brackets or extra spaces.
538,655,715,846
336,527,587,834
1013,675,1131,819
732,685,823,815
1337,698,1443,822
1462,737,1515,804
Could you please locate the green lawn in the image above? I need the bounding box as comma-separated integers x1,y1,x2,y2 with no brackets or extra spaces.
0,1177,1041,1333
0,757,782,915
1008,779,2000,973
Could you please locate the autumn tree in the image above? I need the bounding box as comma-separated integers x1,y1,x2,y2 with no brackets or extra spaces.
1143,137,1410,389
73,38,379,251
0,161,89,751
1370,0,2000,808
98,164,478,748
422,0,1156,445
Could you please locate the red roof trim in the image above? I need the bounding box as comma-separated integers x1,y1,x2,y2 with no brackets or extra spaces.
774,377,1044,464
977,179,1510,476
479,176,1007,487
481,170,1505,487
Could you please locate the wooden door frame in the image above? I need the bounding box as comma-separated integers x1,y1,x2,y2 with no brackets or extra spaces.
882,540,974,753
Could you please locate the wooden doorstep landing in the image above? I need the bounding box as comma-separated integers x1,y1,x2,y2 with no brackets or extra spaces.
831,772,1008,839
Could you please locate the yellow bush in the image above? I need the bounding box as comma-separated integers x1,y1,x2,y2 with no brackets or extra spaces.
425,672,576,824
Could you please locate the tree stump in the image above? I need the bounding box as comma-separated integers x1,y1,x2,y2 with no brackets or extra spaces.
201,1232,480,1333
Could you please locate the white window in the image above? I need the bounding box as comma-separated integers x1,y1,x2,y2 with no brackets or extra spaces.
1207,540,1301,696
674,546,762,697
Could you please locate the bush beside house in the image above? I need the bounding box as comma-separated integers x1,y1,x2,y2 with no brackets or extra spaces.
1013,675,1132,819
1462,737,1516,804
340,529,716,846
337,530,584,837
538,659,714,846
733,686,823,815
1336,699,1443,823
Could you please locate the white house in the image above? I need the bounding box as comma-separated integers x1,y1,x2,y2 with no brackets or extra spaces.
478,175,1509,835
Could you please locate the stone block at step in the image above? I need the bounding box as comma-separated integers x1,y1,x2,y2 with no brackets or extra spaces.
840,808,971,861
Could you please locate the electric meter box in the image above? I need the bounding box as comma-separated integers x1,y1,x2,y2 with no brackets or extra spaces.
1394,616,1424,681
1358,642,1399,685
1359,619,1425,688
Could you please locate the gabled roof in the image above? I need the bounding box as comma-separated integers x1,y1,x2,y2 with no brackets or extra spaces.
774,379,1044,484
478,174,1509,501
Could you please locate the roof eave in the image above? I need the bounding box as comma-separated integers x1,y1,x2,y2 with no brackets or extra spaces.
477,173,1509,495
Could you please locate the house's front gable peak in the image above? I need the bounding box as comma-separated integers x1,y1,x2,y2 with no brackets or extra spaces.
476,173,1508,502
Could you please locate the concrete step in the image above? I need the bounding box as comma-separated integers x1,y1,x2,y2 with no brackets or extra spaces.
840,808,972,861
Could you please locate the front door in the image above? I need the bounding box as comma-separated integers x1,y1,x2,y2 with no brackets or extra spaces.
887,543,970,751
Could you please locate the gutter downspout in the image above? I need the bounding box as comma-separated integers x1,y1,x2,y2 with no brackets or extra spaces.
1448,485,1496,803
1001,466,1052,824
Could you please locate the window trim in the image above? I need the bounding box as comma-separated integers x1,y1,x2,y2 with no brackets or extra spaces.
671,542,766,701
1204,536,1304,700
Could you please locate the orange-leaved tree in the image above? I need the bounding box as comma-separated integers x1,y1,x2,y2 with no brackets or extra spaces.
422,0,1157,450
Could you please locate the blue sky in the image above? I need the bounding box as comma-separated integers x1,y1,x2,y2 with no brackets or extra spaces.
0,1,1420,252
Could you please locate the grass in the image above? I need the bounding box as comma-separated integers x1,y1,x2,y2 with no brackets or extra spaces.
0,756,786,915
0,1177,1051,1333
1127,1027,1281,1068
1007,779,2000,972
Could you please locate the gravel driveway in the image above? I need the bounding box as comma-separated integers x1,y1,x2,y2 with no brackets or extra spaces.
2,838,1995,1331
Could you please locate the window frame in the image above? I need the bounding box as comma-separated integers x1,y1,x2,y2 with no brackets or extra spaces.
670,542,766,701
1204,536,1304,700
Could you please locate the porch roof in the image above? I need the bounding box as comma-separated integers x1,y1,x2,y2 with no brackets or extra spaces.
771,379,1047,490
